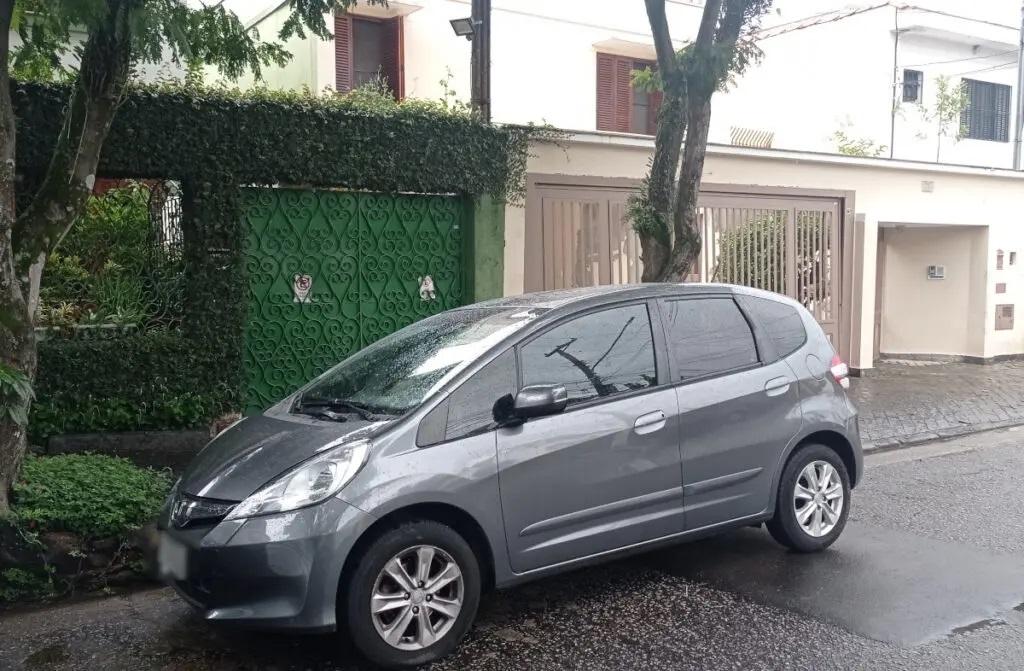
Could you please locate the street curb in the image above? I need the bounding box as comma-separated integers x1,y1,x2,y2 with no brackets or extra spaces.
862,418,1024,454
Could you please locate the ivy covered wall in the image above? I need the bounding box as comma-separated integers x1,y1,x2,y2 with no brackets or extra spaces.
16,82,532,441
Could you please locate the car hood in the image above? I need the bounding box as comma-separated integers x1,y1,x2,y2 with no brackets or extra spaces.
178,413,384,501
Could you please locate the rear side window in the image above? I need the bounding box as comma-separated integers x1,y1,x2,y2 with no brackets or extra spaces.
520,303,657,406
660,298,758,380
740,296,806,358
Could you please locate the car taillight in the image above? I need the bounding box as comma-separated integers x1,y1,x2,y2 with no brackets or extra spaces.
830,354,850,389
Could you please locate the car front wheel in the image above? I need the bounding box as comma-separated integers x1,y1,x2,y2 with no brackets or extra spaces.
766,443,851,552
345,520,481,668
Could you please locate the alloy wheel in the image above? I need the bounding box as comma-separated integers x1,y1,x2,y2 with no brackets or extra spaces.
370,544,464,651
792,460,844,537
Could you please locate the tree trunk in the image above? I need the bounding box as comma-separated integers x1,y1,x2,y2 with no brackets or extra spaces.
639,93,685,282
0,0,132,511
0,0,30,514
661,98,712,281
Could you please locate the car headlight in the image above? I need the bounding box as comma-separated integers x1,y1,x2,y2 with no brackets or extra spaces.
226,439,370,520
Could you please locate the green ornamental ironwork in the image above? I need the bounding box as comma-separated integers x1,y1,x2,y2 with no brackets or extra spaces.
241,188,464,413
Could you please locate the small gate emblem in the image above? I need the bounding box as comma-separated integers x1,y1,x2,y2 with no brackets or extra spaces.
418,275,436,302
292,274,313,303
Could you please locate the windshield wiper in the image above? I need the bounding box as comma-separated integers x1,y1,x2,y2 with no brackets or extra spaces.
294,407,351,423
297,398,389,422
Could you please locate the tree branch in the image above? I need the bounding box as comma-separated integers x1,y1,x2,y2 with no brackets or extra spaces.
12,0,132,275
644,0,679,79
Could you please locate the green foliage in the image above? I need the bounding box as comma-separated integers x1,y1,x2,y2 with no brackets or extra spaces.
39,183,178,331
15,81,538,202
714,212,827,308
11,454,172,539
0,566,54,602
13,77,544,439
918,75,969,160
30,332,231,441
0,362,34,427
832,129,887,158
10,0,378,83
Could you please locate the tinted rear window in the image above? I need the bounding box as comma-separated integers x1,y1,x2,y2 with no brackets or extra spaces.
741,296,806,358
660,298,758,380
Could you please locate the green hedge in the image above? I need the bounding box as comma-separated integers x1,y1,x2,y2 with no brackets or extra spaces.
30,332,233,441
14,82,538,200
15,81,546,439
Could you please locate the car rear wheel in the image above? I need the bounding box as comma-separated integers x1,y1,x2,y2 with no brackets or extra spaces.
767,444,851,552
345,520,481,668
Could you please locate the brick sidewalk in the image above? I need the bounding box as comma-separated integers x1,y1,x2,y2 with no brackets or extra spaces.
847,360,1024,450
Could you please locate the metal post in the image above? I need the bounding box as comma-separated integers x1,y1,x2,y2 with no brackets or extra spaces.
470,0,492,122
1014,1,1024,170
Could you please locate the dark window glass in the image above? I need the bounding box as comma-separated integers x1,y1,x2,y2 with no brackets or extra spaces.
631,61,653,134
521,304,656,406
962,79,1011,142
902,69,923,103
353,18,386,87
661,298,758,379
445,350,516,441
741,296,806,359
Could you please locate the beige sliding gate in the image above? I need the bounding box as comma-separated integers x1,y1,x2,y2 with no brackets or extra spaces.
525,176,852,350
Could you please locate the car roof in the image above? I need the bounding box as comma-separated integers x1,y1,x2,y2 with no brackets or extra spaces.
465,283,739,312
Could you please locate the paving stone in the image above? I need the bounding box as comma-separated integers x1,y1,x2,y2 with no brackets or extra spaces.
849,361,1024,448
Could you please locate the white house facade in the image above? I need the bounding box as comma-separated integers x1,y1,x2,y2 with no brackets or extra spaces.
226,0,1022,170
212,0,1024,371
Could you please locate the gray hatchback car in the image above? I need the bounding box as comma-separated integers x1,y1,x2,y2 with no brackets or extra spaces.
159,283,862,668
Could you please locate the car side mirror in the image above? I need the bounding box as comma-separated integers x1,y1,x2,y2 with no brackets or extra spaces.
513,384,569,419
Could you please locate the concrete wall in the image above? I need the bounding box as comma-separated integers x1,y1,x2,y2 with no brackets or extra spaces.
879,226,988,357
507,133,1024,369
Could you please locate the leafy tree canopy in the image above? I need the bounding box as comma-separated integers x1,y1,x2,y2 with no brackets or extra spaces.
11,0,385,82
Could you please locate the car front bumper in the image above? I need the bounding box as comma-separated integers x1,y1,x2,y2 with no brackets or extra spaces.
158,497,375,632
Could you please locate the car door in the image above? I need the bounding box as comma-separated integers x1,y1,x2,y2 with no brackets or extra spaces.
496,301,684,574
656,295,802,531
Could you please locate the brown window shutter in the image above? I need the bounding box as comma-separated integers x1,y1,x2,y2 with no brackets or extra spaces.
334,14,353,93
596,53,616,131
381,17,404,100
613,57,632,132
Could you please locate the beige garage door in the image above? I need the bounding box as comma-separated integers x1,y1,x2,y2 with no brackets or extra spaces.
525,177,847,347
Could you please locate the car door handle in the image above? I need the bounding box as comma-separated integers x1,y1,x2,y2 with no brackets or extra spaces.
764,376,792,397
634,410,666,435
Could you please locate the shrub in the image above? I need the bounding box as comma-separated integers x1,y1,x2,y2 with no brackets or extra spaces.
11,454,172,539
30,331,233,442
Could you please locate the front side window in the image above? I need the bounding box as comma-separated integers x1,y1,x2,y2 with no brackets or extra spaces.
520,304,657,406
660,298,758,380
299,308,542,416
445,350,516,441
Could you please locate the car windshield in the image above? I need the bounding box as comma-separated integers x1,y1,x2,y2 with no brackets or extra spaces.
296,307,544,416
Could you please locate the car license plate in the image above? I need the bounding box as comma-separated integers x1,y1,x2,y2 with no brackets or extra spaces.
158,533,188,581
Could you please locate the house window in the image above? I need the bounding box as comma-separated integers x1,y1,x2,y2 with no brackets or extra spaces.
961,79,1011,142
596,53,661,135
997,250,1004,270
1011,252,1018,266
995,304,1015,331
335,14,404,99
902,69,923,103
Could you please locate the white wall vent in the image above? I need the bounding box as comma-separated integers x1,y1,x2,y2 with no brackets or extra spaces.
926,265,945,280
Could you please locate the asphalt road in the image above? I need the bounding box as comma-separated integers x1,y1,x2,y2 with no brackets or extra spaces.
3,429,1024,671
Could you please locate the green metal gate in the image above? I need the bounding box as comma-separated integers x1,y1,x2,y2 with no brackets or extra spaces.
240,188,464,413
